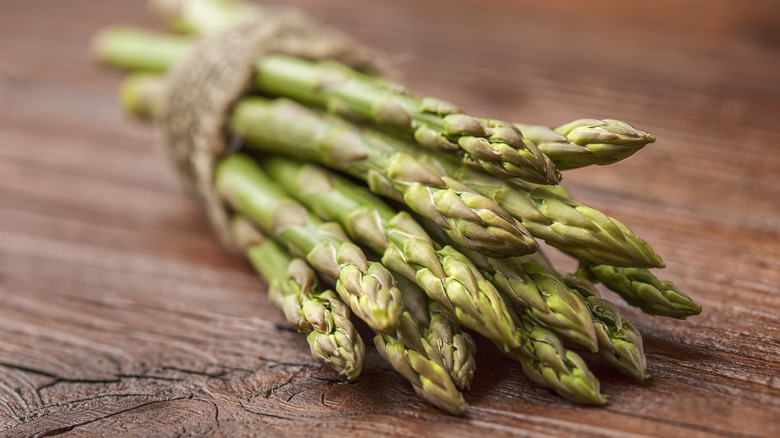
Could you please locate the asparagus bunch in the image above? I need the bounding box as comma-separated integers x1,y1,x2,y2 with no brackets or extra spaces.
263,155,606,404
92,0,705,414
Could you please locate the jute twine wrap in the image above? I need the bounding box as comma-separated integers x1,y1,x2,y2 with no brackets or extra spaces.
157,8,386,252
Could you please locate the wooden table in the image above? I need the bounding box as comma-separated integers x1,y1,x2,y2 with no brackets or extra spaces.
2,0,779,436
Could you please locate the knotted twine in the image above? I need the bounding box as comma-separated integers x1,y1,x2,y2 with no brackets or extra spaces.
157,8,387,252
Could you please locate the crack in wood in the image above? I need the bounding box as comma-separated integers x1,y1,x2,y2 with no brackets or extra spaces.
34,396,191,437
237,402,295,422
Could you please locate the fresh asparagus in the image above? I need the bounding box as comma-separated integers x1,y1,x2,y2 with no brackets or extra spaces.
230,215,365,380
561,273,648,380
470,251,599,353
510,315,608,405
215,154,404,332
93,26,559,185
149,0,260,35
516,120,656,171
243,155,604,403
263,155,521,351
390,276,476,390
579,263,702,319
440,162,664,268
536,183,700,318
374,332,467,415
146,0,659,176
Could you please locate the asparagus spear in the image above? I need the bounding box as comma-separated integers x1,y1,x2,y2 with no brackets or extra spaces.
148,0,260,35
510,315,608,405
441,162,664,268
230,215,365,380
390,276,477,390
263,156,519,351
469,251,599,353
373,332,467,415
535,183,700,318
253,55,560,184
516,120,656,171
215,154,404,332
561,273,649,380
579,264,702,319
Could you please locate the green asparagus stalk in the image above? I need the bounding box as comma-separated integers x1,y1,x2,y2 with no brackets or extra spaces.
263,155,521,351
230,215,365,380
215,154,404,332
148,0,260,35
515,120,656,170
472,252,599,353
373,332,467,415
578,263,702,319
561,273,649,380
390,276,476,390
534,183,700,318
444,163,664,268
510,315,608,405
251,55,561,185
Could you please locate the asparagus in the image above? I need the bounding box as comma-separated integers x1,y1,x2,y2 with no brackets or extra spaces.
264,156,521,350
472,252,599,353
115,69,537,257
579,263,702,319
373,333,467,415
145,2,658,176
391,276,477,390
534,183,700,318
445,164,664,268
149,0,260,35
510,315,608,405
215,154,404,332
561,274,648,380
516,120,656,170
230,215,365,380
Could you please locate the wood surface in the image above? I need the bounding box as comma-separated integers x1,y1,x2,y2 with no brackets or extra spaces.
1,0,779,436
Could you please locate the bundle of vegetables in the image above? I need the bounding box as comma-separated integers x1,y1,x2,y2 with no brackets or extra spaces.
92,0,701,415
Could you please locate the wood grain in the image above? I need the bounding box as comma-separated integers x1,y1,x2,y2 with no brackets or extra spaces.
1,0,779,436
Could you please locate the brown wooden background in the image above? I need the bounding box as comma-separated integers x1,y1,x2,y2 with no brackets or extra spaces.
1,0,779,436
